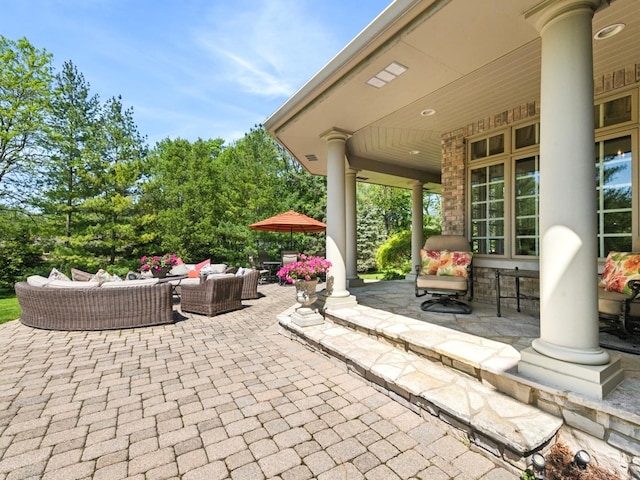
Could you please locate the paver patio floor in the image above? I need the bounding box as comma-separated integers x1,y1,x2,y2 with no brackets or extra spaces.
0,282,515,479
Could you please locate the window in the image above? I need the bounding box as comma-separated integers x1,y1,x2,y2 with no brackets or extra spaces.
470,163,505,254
470,133,505,160
514,156,540,256
468,90,638,260
594,94,633,128
596,135,633,256
514,124,539,150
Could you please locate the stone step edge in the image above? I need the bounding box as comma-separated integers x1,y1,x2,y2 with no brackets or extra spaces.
324,306,520,383
277,313,562,468
324,305,640,428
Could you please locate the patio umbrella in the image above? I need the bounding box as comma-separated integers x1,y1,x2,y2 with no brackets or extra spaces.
249,209,326,248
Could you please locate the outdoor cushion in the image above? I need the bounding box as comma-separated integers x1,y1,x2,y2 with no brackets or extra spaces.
27,275,100,289
207,264,227,274
27,275,51,287
420,249,440,275
601,251,640,295
71,268,94,282
170,263,191,276
416,274,467,291
436,251,473,278
100,278,159,288
48,268,70,281
195,259,210,270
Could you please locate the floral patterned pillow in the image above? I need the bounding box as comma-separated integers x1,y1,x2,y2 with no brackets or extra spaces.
48,268,70,281
420,249,441,275
602,251,640,295
436,251,473,278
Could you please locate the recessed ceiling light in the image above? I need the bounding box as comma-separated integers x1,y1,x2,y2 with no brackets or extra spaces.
421,109,436,116
409,150,420,155
594,23,625,40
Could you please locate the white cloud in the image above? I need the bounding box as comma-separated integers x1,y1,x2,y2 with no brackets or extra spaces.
192,0,343,99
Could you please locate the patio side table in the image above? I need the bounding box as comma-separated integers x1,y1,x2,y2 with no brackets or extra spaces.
495,267,539,317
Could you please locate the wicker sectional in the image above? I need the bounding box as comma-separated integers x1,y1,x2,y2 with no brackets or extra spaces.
16,281,175,331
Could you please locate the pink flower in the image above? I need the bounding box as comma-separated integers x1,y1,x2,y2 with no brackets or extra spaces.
139,253,180,273
277,254,332,283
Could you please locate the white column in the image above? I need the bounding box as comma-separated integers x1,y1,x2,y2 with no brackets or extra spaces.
321,128,357,310
408,180,424,281
519,0,622,398
346,168,363,287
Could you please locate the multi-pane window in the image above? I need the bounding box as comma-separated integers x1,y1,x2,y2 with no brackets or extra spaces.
514,156,540,256
470,164,505,254
469,88,637,260
596,135,633,257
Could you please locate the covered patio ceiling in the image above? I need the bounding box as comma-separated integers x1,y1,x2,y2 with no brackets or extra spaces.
264,0,640,192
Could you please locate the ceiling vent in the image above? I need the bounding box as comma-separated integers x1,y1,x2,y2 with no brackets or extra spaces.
305,154,318,161
366,62,408,88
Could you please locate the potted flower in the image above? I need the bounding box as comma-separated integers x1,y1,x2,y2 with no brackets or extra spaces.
276,254,332,284
277,254,332,308
140,254,179,278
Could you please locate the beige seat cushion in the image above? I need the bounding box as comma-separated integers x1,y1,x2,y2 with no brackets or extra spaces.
416,275,467,292
598,286,640,317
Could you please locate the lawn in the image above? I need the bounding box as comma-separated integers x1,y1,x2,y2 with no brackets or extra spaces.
0,290,20,324
359,272,386,280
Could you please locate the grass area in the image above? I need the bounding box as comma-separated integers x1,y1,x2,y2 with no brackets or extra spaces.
0,290,20,324
359,272,386,280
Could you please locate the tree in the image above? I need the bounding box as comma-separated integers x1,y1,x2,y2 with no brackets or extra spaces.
38,61,101,240
79,95,147,265
141,137,225,262
357,205,385,272
0,36,53,207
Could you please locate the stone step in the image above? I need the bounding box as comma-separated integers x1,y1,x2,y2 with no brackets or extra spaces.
278,309,562,468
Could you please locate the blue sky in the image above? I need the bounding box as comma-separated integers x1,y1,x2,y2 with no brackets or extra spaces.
1,0,391,146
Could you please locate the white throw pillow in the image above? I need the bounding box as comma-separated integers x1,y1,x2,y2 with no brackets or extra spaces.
27,275,51,287
170,264,191,276
208,264,226,274
235,267,245,277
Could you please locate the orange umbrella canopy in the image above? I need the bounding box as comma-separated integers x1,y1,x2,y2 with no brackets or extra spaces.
249,210,326,234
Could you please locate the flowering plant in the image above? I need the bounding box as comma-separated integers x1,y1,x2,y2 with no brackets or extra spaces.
277,254,332,283
139,253,179,274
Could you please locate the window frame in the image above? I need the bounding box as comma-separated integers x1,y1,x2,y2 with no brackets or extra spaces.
594,127,638,258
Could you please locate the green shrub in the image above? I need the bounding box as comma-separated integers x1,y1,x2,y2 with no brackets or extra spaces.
376,227,441,274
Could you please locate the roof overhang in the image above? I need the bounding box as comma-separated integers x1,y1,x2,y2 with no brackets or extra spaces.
265,0,639,191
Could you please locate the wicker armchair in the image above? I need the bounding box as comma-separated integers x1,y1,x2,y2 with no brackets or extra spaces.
180,276,243,316
241,270,260,300
15,281,174,331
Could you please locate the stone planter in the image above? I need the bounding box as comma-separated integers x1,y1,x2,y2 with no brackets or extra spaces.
294,278,318,308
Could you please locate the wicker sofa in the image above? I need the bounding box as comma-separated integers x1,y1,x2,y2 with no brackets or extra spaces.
180,276,244,316
15,279,174,331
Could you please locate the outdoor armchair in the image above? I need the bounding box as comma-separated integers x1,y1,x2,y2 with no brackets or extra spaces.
180,275,243,316
415,235,473,314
